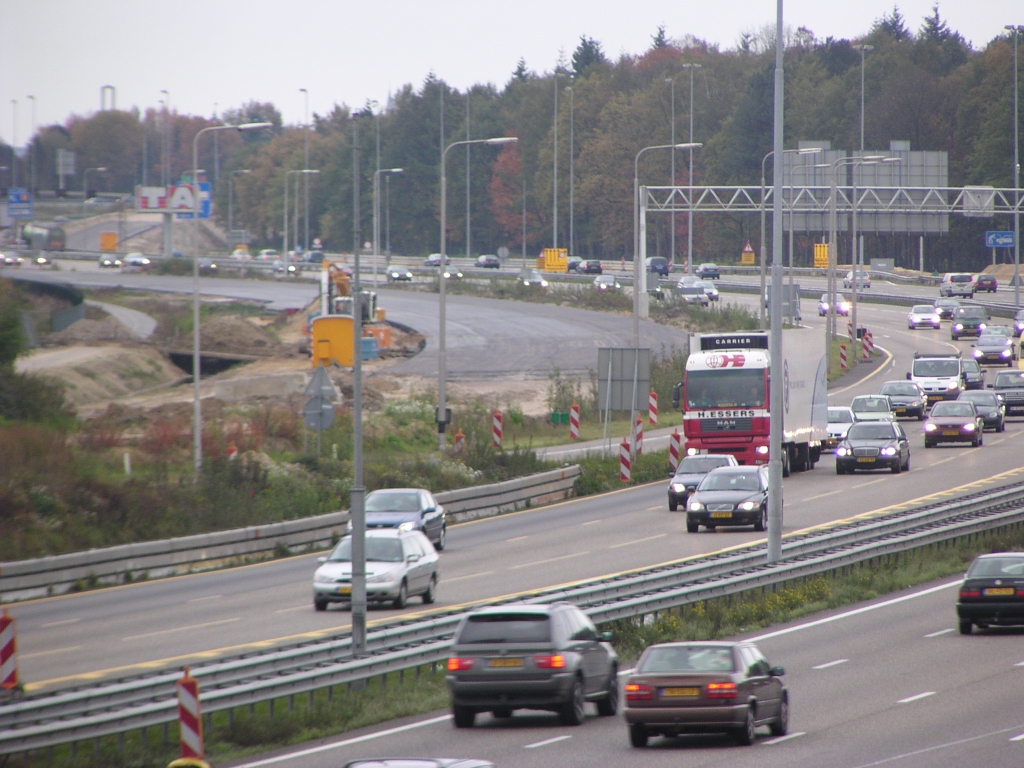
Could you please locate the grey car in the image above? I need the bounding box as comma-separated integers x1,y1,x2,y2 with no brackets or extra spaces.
313,529,439,611
958,390,1006,432
668,454,738,511
446,602,619,728
353,488,447,550
686,466,769,533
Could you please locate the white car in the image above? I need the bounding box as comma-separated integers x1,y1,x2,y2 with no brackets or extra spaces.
257,249,279,260
312,529,439,611
908,304,941,329
98,255,122,268
121,253,151,271
850,394,895,422
826,406,855,450
843,270,871,289
697,279,719,302
2,253,23,267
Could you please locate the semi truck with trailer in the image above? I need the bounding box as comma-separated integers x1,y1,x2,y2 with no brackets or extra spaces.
672,330,828,476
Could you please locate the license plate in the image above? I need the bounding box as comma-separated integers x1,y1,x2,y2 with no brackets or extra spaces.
337,586,352,595
943,430,959,436
928,395,942,402
488,657,523,668
662,687,700,697
857,457,875,463
984,587,1015,596
896,408,906,414
711,511,733,518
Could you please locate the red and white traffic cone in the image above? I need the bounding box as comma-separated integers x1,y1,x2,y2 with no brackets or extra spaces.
648,390,658,426
866,329,875,354
176,666,204,759
668,428,681,472
862,334,870,361
634,415,644,456
569,402,580,440
619,438,631,483
452,428,466,454
839,343,848,371
226,443,239,461
0,607,18,691
492,410,503,449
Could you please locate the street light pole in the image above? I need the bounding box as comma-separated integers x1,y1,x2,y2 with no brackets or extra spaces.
82,166,108,214
373,167,403,287
438,136,518,450
565,85,574,257
10,100,16,188
767,0,784,564
284,169,319,260
228,169,251,233
553,74,559,249
27,95,35,193
300,88,310,253
1007,25,1022,309
681,63,701,273
192,122,271,476
852,44,873,151
666,78,675,268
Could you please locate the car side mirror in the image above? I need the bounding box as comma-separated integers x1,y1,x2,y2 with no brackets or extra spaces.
987,384,994,388
600,631,614,642
905,373,911,380
424,506,436,514
407,553,421,563
317,556,327,564
769,665,785,677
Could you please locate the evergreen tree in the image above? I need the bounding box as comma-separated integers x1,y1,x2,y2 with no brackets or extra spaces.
875,5,910,41
572,36,607,77
512,58,529,82
652,25,669,50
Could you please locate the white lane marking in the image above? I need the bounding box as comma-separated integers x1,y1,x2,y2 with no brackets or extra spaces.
274,605,309,614
830,344,894,395
898,691,936,704
610,534,667,549
850,478,890,489
645,505,662,511
848,725,1024,767
750,580,960,642
233,714,453,767
931,454,965,467
803,489,842,502
40,618,80,628
925,628,954,638
1010,733,1024,742
582,519,602,526
764,732,806,744
444,570,494,583
187,594,222,603
123,617,240,641
20,646,82,660
511,552,588,569
506,536,528,543
524,735,572,749
812,658,848,670
1014,660,1024,667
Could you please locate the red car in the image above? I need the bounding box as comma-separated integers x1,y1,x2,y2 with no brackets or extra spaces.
974,273,998,292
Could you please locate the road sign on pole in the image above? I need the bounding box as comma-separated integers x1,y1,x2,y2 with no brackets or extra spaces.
7,189,33,219
985,231,1015,248
304,364,339,401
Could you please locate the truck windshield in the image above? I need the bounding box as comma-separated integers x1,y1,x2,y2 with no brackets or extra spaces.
686,370,766,409
913,359,959,377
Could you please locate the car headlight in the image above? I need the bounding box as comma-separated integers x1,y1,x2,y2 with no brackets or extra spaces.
314,572,334,584
909,401,921,407
541,280,548,287
963,423,975,431
880,446,897,456
367,571,398,584
979,323,987,330
523,280,530,286
671,483,685,492
686,447,698,456
755,445,769,455
954,323,964,330
988,411,999,418
932,316,940,323
974,349,984,357
1002,349,1012,357
924,423,937,432
688,501,704,511
397,521,417,532
948,382,960,390
738,501,757,511
835,446,849,456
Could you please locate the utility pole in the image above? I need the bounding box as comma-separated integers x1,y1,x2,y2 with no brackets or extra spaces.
351,122,366,657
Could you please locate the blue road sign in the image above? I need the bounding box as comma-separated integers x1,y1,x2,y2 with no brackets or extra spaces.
175,182,212,219
7,188,33,219
985,231,1015,248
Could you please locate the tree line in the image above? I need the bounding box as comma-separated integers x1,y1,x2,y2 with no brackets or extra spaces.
6,5,1023,271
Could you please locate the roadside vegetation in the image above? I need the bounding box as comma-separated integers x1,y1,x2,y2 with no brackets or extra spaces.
19,525,1023,768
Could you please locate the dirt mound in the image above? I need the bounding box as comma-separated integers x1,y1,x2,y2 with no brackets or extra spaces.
200,315,290,357
50,316,139,344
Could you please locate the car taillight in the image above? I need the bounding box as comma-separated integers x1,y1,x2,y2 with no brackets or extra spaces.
959,589,981,599
1017,590,1024,597
625,683,653,701
534,655,566,669
706,682,738,699
447,657,475,671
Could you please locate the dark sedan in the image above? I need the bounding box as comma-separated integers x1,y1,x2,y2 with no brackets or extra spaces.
386,266,414,282
923,401,984,447
686,466,768,533
424,253,451,266
695,263,720,280
957,552,1024,634
623,641,787,747
668,454,738,511
962,358,985,390
934,297,960,320
646,257,670,277
992,369,1024,415
879,380,927,420
957,390,1005,432
351,488,447,550
835,421,911,474
475,254,500,269
1015,309,1024,336
972,334,1016,366
974,273,998,293
951,306,989,340
579,260,603,275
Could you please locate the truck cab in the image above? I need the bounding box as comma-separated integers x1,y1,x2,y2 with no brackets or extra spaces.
908,353,963,403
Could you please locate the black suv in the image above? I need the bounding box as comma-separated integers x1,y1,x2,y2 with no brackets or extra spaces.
951,306,989,340
446,603,618,728
990,369,1024,416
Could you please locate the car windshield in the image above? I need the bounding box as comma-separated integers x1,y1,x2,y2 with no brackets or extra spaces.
519,269,542,279
963,360,981,373
595,276,615,284
911,305,934,314
977,336,1008,346
676,456,733,474
365,492,422,513
639,645,736,673
852,398,889,412
880,383,919,396
847,423,896,440
1017,310,1024,321
458,614,551,644
956,308,987,320
327,537,404,563
828,408,853,423
931,402,975,418
686,370,765,409
995,371,1024,387
949,274,972,283
967,556,1024,577
698,472,761,492
913,359,960,377
960,392,998,406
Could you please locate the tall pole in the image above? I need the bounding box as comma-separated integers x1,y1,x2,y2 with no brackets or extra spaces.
553,73,559,248
1009,26,1022,310
9,100,16,188
351,121,366,658
767,0,785,564
27,95,35,193
566,85,574,256
852,44,873,151
466,93,471,258
301,88,310,253
760,154,769,330
374,168,403,286
686,63,700,274
522,160,528,266
385,174,391,262
229,169,250,233
666,78,675,268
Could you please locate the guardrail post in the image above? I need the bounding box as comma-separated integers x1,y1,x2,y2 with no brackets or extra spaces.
176,667,204,759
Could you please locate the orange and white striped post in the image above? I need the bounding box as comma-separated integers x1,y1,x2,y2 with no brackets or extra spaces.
839,342,848,371
619,438,631,483
866,329,875,354
634,415,644,455
648,390,658,425
452,428,466,454
0,607,18,691
569,402,580,440
491,410,503,449
862,333,870,361
176,667,204,759
668,428,681,472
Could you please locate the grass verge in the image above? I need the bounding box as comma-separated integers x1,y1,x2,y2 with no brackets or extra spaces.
13,525,1021,768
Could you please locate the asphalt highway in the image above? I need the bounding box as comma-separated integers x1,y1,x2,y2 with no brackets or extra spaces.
226,580,1024,768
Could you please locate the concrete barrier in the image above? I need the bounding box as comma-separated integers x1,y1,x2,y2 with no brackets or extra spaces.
0,465,581,602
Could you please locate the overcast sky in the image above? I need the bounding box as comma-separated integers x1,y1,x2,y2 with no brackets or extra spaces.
0,0,1019,145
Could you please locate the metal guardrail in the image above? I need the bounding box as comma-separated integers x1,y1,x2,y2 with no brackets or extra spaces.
3,477,1024,754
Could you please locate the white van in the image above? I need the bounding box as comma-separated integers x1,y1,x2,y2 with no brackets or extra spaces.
939,272,974,298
